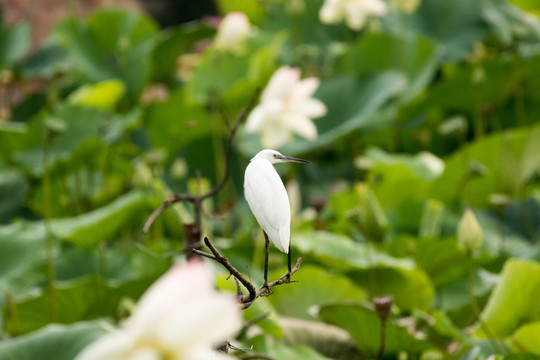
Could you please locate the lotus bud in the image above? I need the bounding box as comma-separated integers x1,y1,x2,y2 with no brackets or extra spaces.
457,209,483,253
214,12,251,53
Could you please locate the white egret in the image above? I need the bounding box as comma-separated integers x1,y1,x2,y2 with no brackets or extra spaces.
244,149,310,288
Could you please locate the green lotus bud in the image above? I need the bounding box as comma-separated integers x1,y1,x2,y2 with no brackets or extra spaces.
457,209,483,252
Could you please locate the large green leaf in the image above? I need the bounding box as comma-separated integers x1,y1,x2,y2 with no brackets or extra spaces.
0,222,48,296
391,0,487,61
363,149,443,231
50,10,158,97
293,231,415,272
348,266,435,312
0,21,31,66
483,0,540,44
431,124,540,207
292,231,434,311
319,303,431,357
266,343,331,360
145,88,218,154
216,0,265,24
508,322,540,355
474,259,540,339
436,268,498,327
51,191,153,247
415,238,469,286
5,275,154,334
0,321,106,360
422,58,517,111
510,0,540,15
280,317,362,360
345,32,438,100
18,44,69,79
0,165,28,223
68,79,126,111
151,24,214,82
187,48,251,105
13,104,141,176
268,265,366,320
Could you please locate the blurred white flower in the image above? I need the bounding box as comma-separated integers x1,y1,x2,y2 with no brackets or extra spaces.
76,261,241,360
417,152,445,177
319,0,388,30
214,12,251,53
245,66,327,148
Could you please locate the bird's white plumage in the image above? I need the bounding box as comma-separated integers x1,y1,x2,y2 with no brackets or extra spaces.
244,158,291,253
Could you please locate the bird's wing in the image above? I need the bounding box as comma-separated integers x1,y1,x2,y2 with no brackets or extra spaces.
244,160,291,253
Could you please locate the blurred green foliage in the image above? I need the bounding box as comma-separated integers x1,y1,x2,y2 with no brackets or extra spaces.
1,0,540,359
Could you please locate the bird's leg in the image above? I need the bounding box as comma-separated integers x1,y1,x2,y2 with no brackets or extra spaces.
281,242,293,283
288,243,292,274
263,231,270,289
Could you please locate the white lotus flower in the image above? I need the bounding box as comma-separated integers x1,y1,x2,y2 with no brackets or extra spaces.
214,12,251,53
245,66,327,148
319,0,388,30
76,261,241,360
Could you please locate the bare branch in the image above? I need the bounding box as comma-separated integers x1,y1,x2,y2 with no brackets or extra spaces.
200,89,260,201
191,249,217,260
141,203,169,234
200,237,257,303
141,89,259,235
240,313,269,333
193,237,301,309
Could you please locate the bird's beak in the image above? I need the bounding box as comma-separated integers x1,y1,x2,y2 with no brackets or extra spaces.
277,155,311,164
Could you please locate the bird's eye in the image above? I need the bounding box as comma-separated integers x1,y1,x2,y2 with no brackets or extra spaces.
273,154,277,158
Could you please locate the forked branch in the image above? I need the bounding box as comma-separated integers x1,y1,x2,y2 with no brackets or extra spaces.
193,237,302,309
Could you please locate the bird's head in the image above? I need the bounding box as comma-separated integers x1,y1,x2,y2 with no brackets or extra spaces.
251,149,311,165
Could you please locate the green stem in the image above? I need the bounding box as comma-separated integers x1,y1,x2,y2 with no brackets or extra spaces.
6,292,20,335
43,132,57,322
468,256,506,354
376,319,386,360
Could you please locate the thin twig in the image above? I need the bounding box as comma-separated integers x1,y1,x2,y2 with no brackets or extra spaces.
234,277,243,297
240,313,270,333
141,89,259,234
192,249,217,260
134,242,184,259
199,89,259,202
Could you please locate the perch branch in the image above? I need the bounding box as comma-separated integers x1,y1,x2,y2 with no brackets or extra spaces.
193,237,302,309
241,258,302,309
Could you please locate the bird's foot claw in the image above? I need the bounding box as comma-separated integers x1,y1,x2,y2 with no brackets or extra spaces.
260,283,273,296
282,271,296,284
